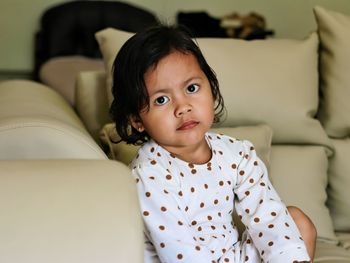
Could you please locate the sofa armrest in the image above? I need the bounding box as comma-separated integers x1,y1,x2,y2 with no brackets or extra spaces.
0,159,143,262
76,70,111,142
0,80,107,159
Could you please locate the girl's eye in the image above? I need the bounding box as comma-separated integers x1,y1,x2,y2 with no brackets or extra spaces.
186,84,199,94
155,96,170,105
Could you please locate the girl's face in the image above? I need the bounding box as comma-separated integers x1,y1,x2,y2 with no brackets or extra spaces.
131,51,215,158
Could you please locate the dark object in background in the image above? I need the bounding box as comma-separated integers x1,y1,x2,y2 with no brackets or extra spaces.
177,11,274,40
34,0,159,80
177,12,227,37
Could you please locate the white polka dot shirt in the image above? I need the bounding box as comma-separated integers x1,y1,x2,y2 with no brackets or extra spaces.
130,132,310,263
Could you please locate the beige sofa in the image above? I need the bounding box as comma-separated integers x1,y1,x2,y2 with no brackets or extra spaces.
1,5,350,263
74,6,350,262
0,80,145,261
0,160,143,263
0,80,106,159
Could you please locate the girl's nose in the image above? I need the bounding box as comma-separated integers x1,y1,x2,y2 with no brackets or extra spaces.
175,102,192,117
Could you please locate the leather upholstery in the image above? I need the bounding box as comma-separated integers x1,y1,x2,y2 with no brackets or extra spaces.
0,160,143,263
0,80,107,159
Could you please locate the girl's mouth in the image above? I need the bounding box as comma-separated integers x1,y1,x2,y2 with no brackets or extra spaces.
177,120,199,131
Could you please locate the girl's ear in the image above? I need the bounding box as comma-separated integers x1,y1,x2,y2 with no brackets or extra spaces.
130,116,145,133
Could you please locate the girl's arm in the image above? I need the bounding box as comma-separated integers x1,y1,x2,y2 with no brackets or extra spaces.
133,162,217,263
233,140,311,263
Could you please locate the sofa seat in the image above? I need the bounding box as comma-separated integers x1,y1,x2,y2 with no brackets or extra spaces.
315,239,350,262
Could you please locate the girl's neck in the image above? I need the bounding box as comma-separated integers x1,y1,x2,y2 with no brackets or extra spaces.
160,137,212,165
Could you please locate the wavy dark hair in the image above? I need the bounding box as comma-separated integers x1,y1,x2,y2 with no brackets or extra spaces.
110,24,225,145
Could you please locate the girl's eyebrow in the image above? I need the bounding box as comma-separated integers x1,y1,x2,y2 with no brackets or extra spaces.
148,87,171,97
149,76,203,97
183,76,202,86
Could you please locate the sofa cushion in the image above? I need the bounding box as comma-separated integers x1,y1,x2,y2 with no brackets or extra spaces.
315,240,350,262
327,138,350,232
100,123,273,167
39,56,104,106
197,34,329,146
269,145,337,243
336,232,350,250
314,6,350,138
95,28,332,149
75,70,111,141
95,28,132,106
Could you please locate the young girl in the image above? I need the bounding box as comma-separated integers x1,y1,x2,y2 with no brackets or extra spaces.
110,25,316,263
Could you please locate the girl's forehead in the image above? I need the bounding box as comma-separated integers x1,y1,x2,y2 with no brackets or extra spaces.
147,51,199,75
144,51,208,95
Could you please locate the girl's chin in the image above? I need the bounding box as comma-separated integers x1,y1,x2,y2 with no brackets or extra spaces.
157,137,204,149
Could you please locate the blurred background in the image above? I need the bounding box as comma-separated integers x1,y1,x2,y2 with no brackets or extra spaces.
1,0,350,80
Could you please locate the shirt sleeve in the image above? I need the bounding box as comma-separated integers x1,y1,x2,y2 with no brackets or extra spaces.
233,140,311,263
132,158,218,263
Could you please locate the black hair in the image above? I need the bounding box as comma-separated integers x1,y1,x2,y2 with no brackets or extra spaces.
110,24,225,145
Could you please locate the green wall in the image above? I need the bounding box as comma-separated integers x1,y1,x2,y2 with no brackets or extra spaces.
0,0,350,75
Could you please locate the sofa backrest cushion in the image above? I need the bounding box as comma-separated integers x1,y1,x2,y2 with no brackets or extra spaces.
75,70,111,141
327,138,350,232
95,28,132,106
96,28,331,148
269,145,337,242
314,5,350,233
314,6,350,138
39,56,104,106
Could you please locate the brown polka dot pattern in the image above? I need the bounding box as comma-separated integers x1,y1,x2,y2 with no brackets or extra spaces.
131,133,311,262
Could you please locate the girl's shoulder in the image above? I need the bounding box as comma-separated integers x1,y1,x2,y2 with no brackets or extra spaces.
130,140,171,170
206,131,255,155
130,140,182,186
206,131,249,145
206,131,237,143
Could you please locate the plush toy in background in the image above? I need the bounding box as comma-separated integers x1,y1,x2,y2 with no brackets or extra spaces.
220,12,274,39
177,11,274,40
